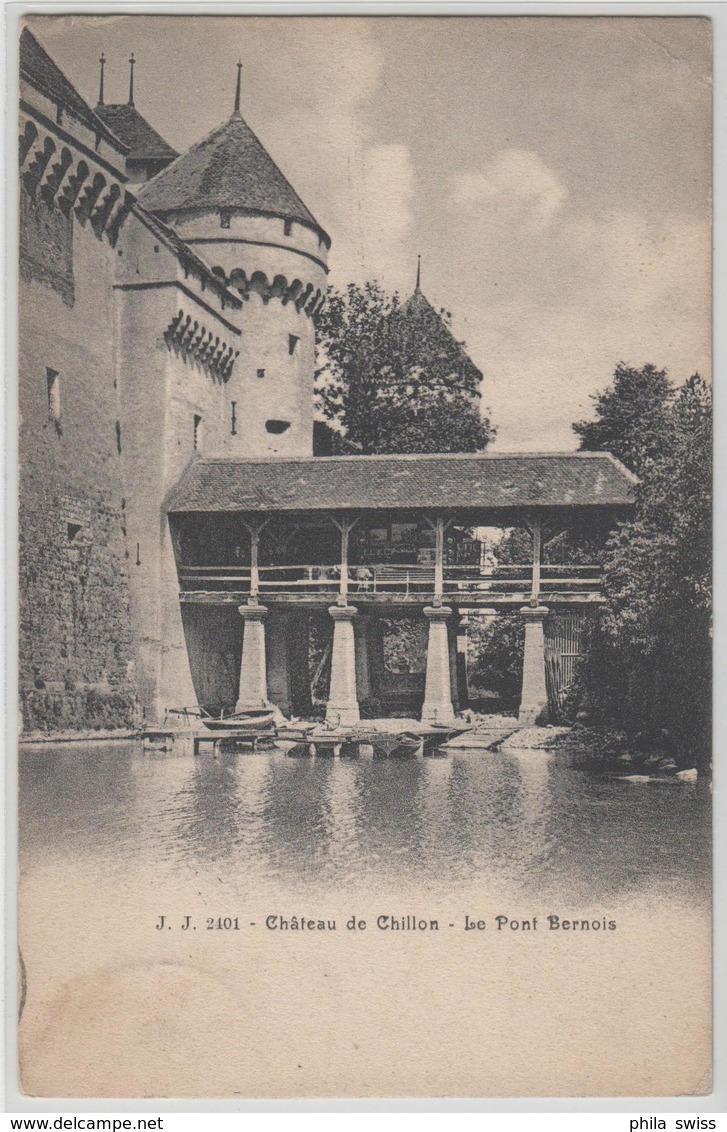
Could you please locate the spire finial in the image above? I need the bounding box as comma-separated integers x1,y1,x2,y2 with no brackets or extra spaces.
415,254,421,292
98,52,106,105
128,52,135,107
233,60,242,116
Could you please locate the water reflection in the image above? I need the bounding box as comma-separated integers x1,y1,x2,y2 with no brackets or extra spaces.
19,740,710,903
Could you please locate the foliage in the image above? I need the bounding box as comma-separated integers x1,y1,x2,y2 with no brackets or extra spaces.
315,281,495,454
468,614,524,702
568,370,711,765
382,618,427,674
573,362,673,476
489,522,609,568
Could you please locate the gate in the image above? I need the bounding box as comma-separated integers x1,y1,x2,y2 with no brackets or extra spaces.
545,610,586,718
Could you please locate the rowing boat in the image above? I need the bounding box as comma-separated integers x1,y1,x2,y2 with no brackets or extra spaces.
200,711,277,733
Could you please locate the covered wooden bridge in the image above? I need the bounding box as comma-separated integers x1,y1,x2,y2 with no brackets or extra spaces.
167,452,636,726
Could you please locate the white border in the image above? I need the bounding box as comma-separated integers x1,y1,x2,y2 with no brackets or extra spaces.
3,0,724,1115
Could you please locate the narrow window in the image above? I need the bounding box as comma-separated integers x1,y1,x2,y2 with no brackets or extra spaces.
288,334,299,356
46,368,61,430
115,420,122,454
193,413,202,451
257,368,265,380
231,401,237,436
220,209,231,229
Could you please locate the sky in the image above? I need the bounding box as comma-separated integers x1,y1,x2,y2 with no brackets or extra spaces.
27,14,712,451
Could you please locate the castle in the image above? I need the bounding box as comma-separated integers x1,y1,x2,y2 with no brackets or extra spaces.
18,27,635,734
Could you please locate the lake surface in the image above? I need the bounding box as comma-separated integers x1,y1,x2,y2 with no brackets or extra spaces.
19,738,710,904
17,738,712,1098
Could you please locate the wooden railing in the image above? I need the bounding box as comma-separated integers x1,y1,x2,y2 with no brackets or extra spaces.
178,562,603,601
443,563,602,597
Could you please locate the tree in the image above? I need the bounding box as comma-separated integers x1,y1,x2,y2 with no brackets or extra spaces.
315,281,495,454
468,614,524,704
569,370,712,764
573,362,673,476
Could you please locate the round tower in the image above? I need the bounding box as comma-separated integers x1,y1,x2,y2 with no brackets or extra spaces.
138,65,329,457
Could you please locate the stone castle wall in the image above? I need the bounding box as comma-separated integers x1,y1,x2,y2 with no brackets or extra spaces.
168,210,328,458
18,53,329,731
19,182,136,733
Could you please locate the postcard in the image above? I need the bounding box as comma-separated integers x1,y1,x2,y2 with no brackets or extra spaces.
15,13,712,1098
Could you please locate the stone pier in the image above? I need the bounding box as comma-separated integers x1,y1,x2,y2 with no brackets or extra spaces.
421,605,455,724
236,602,270,712
326,605,360,725
518,605,549,725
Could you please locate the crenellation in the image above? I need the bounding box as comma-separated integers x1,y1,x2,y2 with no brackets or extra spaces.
163,309,239,382
22,134,56,196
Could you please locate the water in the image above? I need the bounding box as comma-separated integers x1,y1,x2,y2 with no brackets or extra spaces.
17,739,712,1098
19,738,710,904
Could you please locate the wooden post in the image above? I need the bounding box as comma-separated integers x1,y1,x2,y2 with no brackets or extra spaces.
331,515,358,606
250,526,260,599
341,520,350,603
434,514,445,605
424,513,452,606
529,516,542,606
241,518,270,602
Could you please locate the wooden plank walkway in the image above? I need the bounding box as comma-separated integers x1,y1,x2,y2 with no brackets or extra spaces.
442,715,521,750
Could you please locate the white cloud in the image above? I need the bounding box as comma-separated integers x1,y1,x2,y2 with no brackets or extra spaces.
355,144,415,280
451,149,568,228
249,21,415,290
446,206,711,452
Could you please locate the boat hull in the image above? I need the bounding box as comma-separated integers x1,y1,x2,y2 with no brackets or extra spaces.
201,713,276,733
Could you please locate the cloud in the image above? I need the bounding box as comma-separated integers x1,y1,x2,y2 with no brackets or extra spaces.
248,20,414,290
451,149,568,227
443,206,711,452
353,144,415,281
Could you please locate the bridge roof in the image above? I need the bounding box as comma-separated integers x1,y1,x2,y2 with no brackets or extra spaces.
168,452,637,515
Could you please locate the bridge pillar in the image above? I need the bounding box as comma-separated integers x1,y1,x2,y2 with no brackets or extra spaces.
519,605,549,725
422,605,456,724
326,605,360,726
236,601,270,712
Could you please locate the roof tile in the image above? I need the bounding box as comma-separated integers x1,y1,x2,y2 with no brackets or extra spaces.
20,27,128,155
95,103,178,161
167,453,637,514
138,112,329,245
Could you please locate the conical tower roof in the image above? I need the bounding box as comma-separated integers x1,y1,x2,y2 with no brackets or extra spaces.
138,110,330,246
394,260,483,388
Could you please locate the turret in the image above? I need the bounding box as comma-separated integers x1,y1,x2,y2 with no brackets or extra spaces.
94,52,178,183
137,65,330,457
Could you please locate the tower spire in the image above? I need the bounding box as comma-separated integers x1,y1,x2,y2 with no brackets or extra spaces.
128,52,135,107
415,254,421,293
98,52,106,105
233,61,242,116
